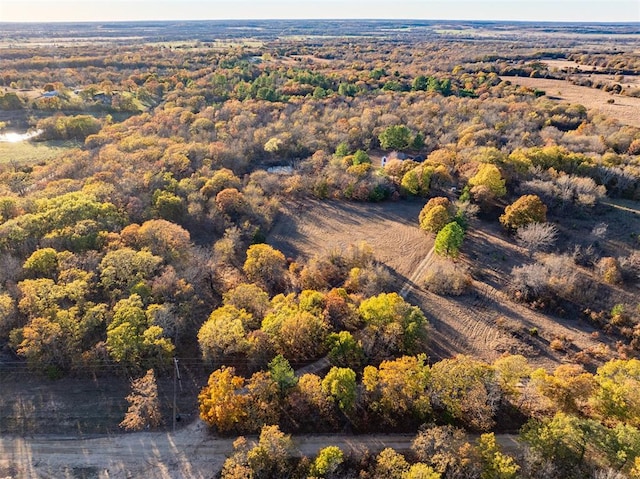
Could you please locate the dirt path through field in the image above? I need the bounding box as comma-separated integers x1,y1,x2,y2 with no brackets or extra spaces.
400,246,434,298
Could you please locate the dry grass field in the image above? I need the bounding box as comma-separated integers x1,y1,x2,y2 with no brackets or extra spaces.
502,76,640,128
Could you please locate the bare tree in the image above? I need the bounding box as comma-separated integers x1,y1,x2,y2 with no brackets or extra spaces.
515,222,558,255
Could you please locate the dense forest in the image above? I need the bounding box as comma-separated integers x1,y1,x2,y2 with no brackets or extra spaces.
1,20,640,479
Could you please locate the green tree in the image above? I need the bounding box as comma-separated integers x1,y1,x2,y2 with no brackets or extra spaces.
477,433,519,479
326,331,364,370
268,354,298,393
434,222,465,258
412,75,428,91
379,125,412,150
352,149,371,165
335,142,350,158
322,366,357,414
311,446,344,477
411,131,426,150
520,412,599,476
358,292,427,356
106,294,174,368
152,190,184,222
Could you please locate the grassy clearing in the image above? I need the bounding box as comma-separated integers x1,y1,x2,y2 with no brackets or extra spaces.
0,140,77,165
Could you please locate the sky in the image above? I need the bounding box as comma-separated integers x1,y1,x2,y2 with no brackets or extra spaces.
1,0,639,23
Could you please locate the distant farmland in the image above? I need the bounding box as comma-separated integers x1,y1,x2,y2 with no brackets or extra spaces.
502,76,640,128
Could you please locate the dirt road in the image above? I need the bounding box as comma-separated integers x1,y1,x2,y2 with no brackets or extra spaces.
0,419,416,479
0,417,522,479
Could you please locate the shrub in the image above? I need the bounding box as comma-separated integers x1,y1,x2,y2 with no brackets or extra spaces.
423,260,472,295
597,257,623,285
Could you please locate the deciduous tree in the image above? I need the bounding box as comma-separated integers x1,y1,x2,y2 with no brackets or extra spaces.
120,369,162,431
429,355,499,431
243,243,287,292
358,292,427,357
322,366,357,415
499,195,547,231
468,163,506,199
199,366,247,433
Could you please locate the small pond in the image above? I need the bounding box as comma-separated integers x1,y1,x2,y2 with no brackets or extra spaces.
0,129,43,143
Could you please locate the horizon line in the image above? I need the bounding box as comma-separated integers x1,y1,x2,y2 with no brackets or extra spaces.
1,18,639,25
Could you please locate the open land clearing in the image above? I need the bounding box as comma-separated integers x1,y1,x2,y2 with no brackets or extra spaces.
501,76,640,128
268,199,613,369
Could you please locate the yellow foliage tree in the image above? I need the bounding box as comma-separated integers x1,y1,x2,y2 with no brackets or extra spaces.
468,163,506,198
198,366,247,432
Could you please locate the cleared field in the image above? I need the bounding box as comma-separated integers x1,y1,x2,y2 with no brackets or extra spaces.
269,198,432,281
269,199,614,368
0,139,76,165
542,59,605,72
501,76,640,128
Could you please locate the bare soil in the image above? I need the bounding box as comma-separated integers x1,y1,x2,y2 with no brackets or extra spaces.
500,76,640,128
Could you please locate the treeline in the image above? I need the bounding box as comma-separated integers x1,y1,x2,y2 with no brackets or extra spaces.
203,355,640,478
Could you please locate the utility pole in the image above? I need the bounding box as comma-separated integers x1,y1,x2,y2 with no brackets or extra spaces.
172,358,181,433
